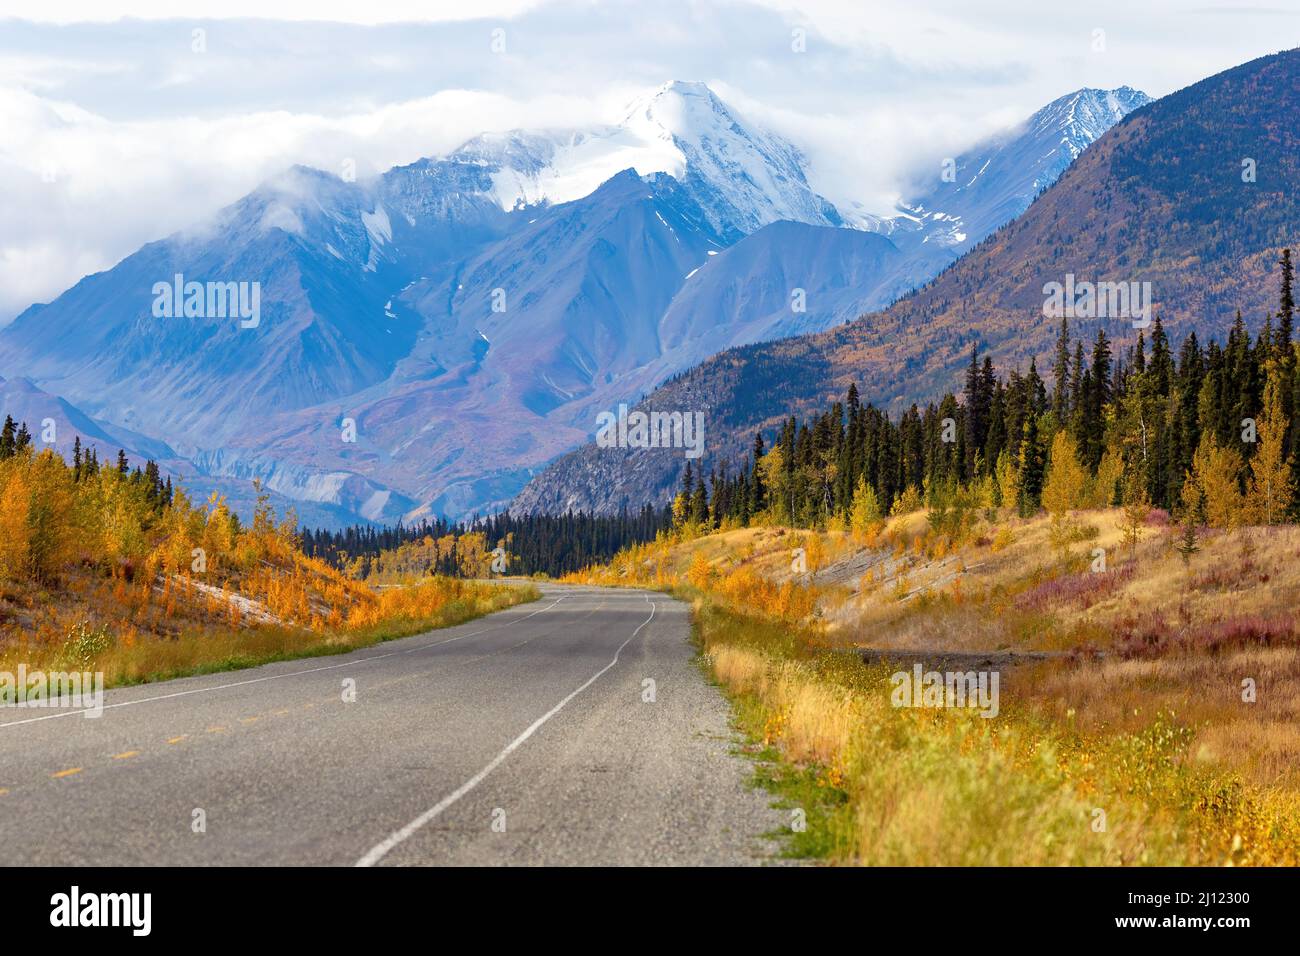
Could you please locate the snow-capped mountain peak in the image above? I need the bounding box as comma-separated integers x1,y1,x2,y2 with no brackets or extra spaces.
445,80,841,241
620,80,843,238
619,79,734,143
855,85,1150,252
1034,85,1151,162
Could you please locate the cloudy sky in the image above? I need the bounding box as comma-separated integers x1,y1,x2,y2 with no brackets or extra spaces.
1,0,1295,322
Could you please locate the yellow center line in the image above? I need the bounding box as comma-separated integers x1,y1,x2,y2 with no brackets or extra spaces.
52,768,82,779
206,725,226,733
0,787,10,795
167,735,188,745
239,716,259,724
271,709,290,717
112,750,140,760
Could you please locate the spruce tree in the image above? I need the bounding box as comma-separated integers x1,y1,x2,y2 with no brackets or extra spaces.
1276,250,1300,517
1052,316,1070,423
1016,414,1045,517
1279,247,1294,354
963,345,988,479
1085,329,1112,470
1,416,15,459
690,470,709,526
1176,514,1200,567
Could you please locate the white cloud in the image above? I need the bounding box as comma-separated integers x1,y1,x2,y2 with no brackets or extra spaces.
0,0,1294,320
0,84,606,320
3,0,543,25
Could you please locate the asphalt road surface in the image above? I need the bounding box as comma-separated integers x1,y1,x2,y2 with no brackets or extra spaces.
0,585,784,865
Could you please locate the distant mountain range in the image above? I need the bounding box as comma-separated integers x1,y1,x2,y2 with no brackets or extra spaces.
513,50,1298,516
0,80,1143,526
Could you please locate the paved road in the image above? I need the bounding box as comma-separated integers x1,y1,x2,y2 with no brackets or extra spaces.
0,585,783,865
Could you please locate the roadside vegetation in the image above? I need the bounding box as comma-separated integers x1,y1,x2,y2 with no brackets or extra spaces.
558,253,1300,865
565,504,1300,865
0,437,534,690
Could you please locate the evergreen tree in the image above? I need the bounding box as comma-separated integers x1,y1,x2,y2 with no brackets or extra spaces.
690,469,709,526
1279,247,1294,355
0,416,15,459
1016,414,1045,517
1175,514,1200,566
1084,329,1112,470
1052,316,1071,423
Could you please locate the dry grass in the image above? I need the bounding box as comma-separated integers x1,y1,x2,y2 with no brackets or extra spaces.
699,610,1184,864
1025,646,1300,789
584,509,1300,864
698,603,1300,865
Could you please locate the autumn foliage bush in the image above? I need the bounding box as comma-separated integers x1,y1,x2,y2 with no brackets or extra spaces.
709,566,818,623
0,440,533,681
1114,611,1296,658
1014,565,1136,613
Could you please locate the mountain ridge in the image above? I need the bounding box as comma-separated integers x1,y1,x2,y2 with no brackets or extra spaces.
0,79,1144,526
511,50,1298,517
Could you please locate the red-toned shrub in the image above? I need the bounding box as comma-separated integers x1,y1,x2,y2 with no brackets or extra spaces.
1015,565,1135,613
1114,612,1294,658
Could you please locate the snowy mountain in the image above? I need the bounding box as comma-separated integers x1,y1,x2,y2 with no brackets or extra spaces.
0,81,1144,526
857,87,1151,253
450,81,842,242
511,50,1294,518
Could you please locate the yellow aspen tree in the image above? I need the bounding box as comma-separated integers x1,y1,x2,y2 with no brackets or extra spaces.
1246,368,1293,526
202,492,236,569
848,475,881,540
686,552,714,591
803,532,825,573
26,450,77,579
1041,430,1088,519
1042,431,1088,554
1120,472,1151,562
0,466,32,578
756,445,787,525
671,491,689,527
1183,434,1245,529
1090,448,1124,509
890,485,923,517
993,450,1020,513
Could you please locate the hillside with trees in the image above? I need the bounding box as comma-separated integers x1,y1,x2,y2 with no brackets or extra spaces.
303,507,670,580
653,252,1298,541
514,49,1300,516
560,275,1300,863
0,436,530,689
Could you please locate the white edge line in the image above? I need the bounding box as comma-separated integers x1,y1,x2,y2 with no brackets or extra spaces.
0,596,569,730
355,596,657,867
